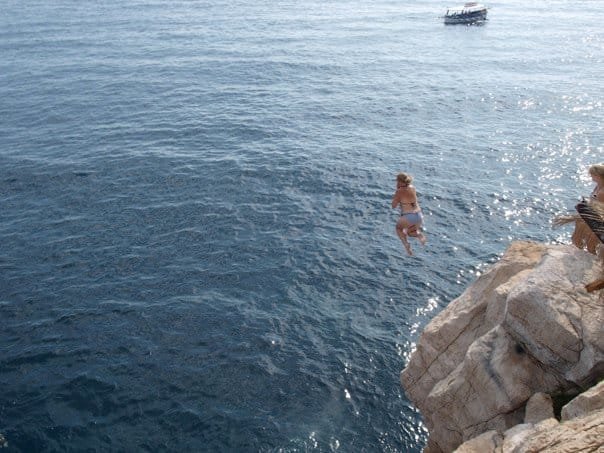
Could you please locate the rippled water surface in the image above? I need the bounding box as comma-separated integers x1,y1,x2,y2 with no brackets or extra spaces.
1,0,603,451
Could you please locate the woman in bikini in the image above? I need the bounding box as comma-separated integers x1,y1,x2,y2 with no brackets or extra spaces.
391,172,427,256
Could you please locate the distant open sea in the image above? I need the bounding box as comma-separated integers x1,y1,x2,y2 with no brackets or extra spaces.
1,0,602,451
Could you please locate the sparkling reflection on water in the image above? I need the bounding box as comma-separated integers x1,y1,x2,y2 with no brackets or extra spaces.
0,0,603,451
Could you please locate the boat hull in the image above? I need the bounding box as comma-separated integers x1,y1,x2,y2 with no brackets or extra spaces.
444,9,487,24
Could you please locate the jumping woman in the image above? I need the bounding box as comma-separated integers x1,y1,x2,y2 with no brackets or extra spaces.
391,172,427,256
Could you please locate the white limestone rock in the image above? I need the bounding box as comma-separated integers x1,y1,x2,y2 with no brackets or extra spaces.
401,241,604,452
561,379,604,421
499,423,535,453
523,392,554,424
455,411,603,453
504,409,603,453
453,430,502,453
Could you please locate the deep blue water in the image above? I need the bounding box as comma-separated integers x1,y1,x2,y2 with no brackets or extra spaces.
1,0,602,451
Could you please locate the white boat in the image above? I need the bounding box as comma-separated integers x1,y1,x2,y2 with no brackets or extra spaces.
444,2,488,24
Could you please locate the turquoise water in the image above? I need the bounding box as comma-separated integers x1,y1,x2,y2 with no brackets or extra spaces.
1,0,602,451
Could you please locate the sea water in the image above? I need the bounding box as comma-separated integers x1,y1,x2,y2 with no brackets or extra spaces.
1,0,602,451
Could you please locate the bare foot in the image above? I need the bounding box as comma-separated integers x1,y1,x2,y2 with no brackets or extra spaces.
403,241,413,256
418,233,427,246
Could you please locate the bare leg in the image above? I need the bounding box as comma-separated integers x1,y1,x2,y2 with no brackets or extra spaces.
572,219,588,249
400,233,413,255
396,219,413,256
406,225,419,237
403,216,426,246
417,229,427,246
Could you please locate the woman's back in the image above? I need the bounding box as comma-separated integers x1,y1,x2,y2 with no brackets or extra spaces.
397,185,419,212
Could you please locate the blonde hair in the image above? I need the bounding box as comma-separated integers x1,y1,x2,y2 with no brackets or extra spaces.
589,164,604,178
397,172,413,186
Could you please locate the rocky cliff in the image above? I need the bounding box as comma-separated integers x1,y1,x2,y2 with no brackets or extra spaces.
401,241,604,452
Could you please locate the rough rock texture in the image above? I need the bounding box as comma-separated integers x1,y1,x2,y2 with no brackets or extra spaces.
401,241,604,452
523,393,554,424
561,379,604,421
503,408,603,453
453,430,502,453
454,382,604,452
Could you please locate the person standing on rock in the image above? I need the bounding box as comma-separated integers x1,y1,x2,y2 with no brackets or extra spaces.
554,163,604,253
588,163,604,202
391,172,427,256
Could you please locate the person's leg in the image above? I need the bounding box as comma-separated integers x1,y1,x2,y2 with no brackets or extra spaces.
396,218,413,255
405,212,426,246
417,228,427,246
406,225,419,237
572,219,589,249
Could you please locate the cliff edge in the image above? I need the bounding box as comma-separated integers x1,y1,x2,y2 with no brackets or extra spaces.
401,241,604,452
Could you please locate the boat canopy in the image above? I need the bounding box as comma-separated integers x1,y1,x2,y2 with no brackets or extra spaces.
445,2,487,15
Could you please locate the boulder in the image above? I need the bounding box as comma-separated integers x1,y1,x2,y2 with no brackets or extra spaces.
402,241,604,452
499,410,602,453
523,393,554,424
453,430,502,453
561,379,604,421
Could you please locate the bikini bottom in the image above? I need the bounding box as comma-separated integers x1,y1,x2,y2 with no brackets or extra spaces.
400,211,423,226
